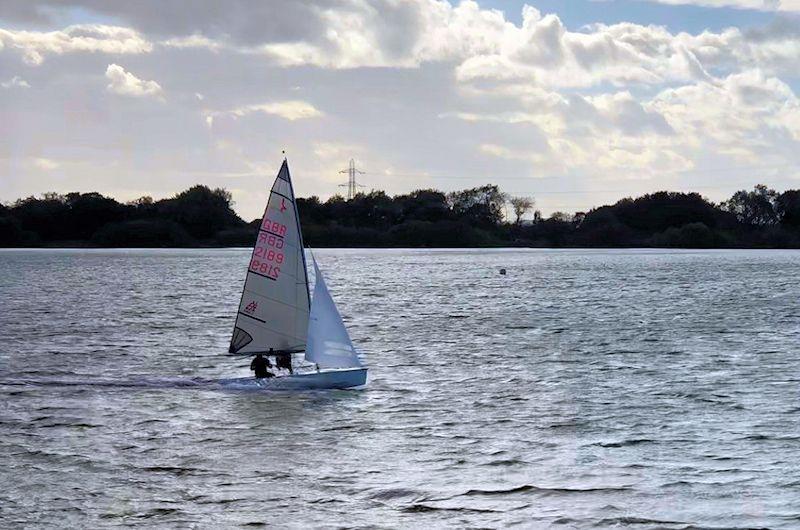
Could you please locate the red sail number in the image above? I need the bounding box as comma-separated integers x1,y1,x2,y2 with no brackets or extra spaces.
257,232,285,249
250,259,280,279
253,246,284,264
261,217,287,236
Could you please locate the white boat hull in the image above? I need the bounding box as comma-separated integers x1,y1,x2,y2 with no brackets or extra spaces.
220,368,367,391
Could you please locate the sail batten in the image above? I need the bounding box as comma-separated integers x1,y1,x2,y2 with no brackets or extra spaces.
229,160,310,354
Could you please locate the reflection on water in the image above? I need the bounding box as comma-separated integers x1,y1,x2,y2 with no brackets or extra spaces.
1,248,799,527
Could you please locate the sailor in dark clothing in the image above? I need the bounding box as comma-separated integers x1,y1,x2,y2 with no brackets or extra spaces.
250,353,273,379
267,347,293,375
275,350,293,374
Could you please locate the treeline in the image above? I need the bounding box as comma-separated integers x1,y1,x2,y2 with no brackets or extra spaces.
517,185,800,248
303,184,800,248
0,186,253,247
3,183,800,248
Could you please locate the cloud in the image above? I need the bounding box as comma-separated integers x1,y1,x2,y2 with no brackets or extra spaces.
0,24,152,65
455,11,755,89
105,63,163,98
1,76,30,88
457,86,691,180
31,157,60,170
161,34,223,51
206,100,323,125
644,0,800,12
652,70,800,157
113,1,799,90
2,3,799,84
466,67,800,181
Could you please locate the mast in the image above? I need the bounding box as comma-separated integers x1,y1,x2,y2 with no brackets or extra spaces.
286,158,311,313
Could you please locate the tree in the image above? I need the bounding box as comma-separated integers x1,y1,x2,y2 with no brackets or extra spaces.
63,192,127,239
345,190,398,228
447,184,509,228
549,211,573,223
777,190,800,228
721,185,779,226
128,196,154,206
652,222,722,248
609,191,731,232
157,185,244,239
509,196,535,225
11,193,71,241
396,189,451,222
519,211,576,246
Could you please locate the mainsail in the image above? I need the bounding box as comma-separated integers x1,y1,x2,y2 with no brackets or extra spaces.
305,255,363,369
229,160,310,354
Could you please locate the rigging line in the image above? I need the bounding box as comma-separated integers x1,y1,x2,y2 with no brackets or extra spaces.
336,183,797,196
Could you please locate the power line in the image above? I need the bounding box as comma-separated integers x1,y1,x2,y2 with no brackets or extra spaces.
338,159,366,200
362,162,800,182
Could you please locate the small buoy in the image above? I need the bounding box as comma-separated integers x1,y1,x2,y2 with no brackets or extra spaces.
499,268,507,275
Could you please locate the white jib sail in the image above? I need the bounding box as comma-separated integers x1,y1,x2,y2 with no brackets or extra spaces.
229,160,310,354
305,255,363,369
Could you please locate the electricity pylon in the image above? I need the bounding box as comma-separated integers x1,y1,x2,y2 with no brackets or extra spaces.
338,159,365,200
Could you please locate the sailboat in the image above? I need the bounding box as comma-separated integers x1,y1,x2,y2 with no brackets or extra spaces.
226,159,367,390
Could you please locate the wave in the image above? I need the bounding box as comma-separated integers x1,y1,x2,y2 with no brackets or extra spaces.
592,438,656,448
483,458,526,467
451,484,631,498
591,516,689,527
402,504,502,514
368,488,426,501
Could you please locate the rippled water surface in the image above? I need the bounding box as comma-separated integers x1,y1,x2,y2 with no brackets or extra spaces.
1,248,799,528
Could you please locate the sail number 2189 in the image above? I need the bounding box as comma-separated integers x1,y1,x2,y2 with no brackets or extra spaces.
250,245,284,279
250,258,280,279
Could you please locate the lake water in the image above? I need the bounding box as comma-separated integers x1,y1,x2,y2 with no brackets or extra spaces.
1,248,799,528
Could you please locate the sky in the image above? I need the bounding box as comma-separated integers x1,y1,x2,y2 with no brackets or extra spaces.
2,0,800,220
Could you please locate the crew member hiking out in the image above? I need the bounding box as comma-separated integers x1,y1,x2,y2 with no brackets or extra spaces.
250,353,273,379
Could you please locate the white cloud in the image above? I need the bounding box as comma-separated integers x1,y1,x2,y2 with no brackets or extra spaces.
462,86,692,180
21,157,60,171
105,63,163,98
652,69,800,159
1,76,30,89
131,1,799,91
646,0,800,12
454,11,742,89
161,34,223,51
206,100,323,125
33,158,59,170
1,3,799,86
313,141,363,161
465,67,800,182
0,24,152,65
